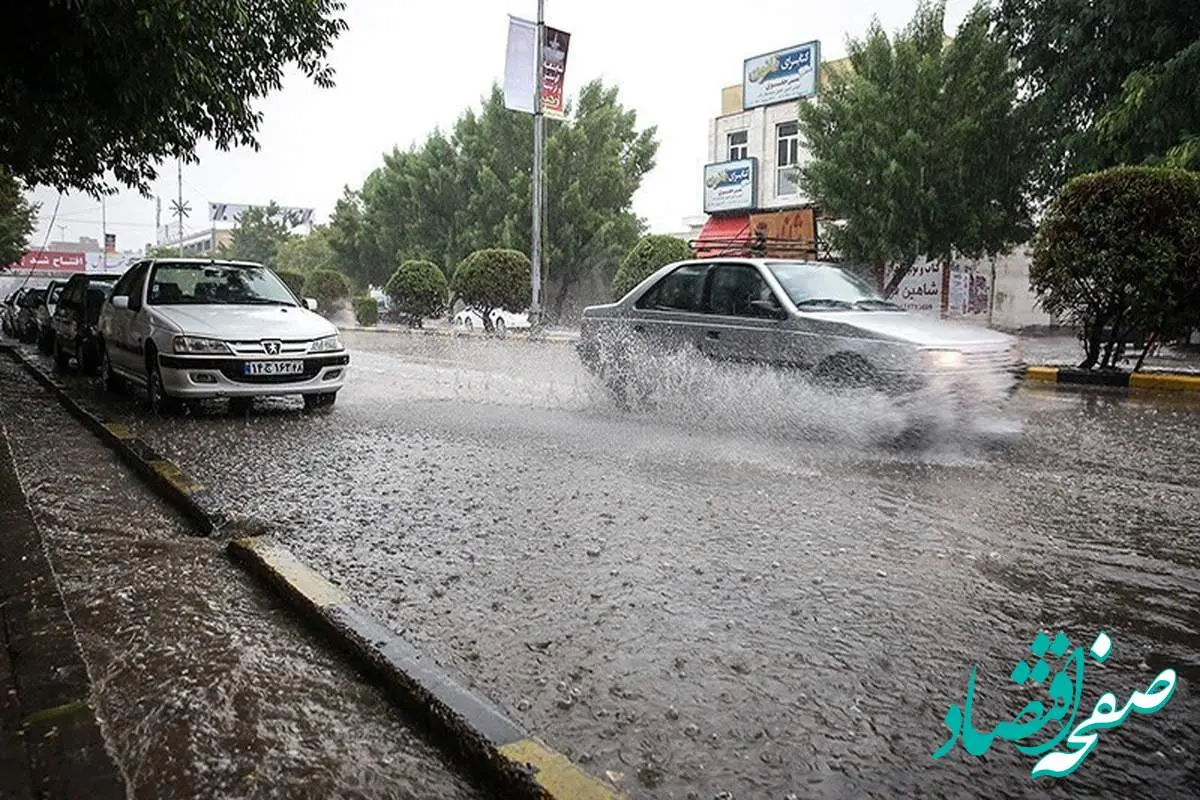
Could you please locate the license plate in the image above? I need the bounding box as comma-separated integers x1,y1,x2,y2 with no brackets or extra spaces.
244,360,304,376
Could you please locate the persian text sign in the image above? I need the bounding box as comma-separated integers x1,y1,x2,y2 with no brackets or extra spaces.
504,16,571,119
886,260,942,314
749,208,816,253
11,250,87,272
703,158,757,214
743,41,820,109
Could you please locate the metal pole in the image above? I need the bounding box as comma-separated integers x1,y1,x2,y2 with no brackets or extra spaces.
530,0,544,329
101,198,107,270
177,159,185,257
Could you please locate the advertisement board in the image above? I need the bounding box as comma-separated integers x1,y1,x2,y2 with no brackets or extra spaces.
703,158,757,214
743,41,820,109
7,251,88,273
504,17,572,119
207,203,314,225
748,208,816,255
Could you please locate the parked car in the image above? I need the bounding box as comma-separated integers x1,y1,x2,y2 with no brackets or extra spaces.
35,279,66,353
14,288,47,344
453,306,531,336
97,258,349,413
1,289,25,337
50,273,121,374
576,258,1024,410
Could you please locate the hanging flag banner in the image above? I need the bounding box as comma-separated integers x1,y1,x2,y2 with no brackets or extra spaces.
503,15,571,118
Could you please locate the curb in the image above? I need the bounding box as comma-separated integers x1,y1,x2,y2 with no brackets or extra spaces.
1022,365,1200,393
0,345,226,534
228,536,622,800
0,342,620,800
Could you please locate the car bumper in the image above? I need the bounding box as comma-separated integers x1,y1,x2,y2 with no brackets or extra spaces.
158,353,350,398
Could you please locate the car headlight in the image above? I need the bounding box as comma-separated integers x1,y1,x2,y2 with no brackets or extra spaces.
917,348,966,370
173,336,231,355
308,334,343,353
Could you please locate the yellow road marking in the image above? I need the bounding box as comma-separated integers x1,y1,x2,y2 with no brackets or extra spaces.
104,423,136,440
498,738,623,800
1129,372,1200,393
236,537,349,608
147,459,205,494
1024,366,1059,382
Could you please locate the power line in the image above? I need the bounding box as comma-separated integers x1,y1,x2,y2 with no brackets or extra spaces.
13,193,63,291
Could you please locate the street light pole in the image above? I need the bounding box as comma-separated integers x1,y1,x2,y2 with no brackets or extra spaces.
530,0,545,330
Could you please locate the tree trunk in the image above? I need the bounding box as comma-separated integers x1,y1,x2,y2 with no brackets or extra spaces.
1133,331,1158,372
1100,305,1126,369
552,278,571,323
480,307,495,335
1080,317,1103,369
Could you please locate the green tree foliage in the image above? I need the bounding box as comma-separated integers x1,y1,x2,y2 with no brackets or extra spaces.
798,1,1033,295
274,269,307,297
1030,166,1200,370
0,167,37,267
353,80,656,319
219,202,300,268
327,187,387,290
352,295,379,327
996,0,1200,196
0,1,347,194
612,235,693,298
144,244,178,258
302,268,351,314
275,227,333,275
449,249,531,334
384,259,448,327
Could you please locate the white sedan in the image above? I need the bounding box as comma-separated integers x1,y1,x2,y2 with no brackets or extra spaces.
453,306,530,336
97,258,349,413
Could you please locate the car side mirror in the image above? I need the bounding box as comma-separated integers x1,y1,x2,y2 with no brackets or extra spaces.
305,298,318,311
750,299,787,320
111,295,129,310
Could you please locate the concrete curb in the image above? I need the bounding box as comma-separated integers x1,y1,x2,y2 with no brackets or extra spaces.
0,345,226,535
0,342,621,800
1023,365,1200,393
228,536,623,800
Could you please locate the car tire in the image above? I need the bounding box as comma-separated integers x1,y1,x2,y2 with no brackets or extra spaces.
52,337,70,372
494,317,507,339
101,345,125,393
38,329,53,355
303,391,337,411
146,352,182,415
813,353,880,392
79,341,99,376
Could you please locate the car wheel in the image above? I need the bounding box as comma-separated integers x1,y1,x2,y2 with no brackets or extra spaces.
38,329,53,355
813,353,880,392
464,317,473,331
494,317,507,338
79,341,99,376
146,354,182,415
52,337,70,372
303,391,337,411
101,345,125,393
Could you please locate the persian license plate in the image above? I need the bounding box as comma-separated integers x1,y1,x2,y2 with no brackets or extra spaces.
244,360,304,376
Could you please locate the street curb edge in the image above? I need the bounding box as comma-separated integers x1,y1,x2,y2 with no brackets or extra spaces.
1022,364,1200,393
227,535,624,800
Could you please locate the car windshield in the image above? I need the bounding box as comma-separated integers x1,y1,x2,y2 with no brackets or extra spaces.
147,262,298,306
765,262,901,311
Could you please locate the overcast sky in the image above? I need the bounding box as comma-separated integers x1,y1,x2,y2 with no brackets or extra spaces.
27,0,975,253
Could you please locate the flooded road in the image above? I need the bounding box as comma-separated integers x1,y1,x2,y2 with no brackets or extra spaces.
13,330,1200,799
0,356,483,800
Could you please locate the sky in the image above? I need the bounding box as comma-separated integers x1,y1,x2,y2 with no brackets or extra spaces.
27,0,976,254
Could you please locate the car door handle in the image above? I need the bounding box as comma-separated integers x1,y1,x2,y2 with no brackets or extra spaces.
705,330,720,340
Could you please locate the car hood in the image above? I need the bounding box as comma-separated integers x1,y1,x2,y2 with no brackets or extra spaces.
811,310,1015,349
149,305,337,340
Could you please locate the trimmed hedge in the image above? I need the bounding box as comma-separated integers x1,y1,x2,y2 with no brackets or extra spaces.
612,235,693,298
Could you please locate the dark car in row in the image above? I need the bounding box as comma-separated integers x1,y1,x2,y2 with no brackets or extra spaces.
50,273,122,374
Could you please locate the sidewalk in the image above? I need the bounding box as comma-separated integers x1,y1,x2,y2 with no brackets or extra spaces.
0,426,127,799
1018,334,1200,374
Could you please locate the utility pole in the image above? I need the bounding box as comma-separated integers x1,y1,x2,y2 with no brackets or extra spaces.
101,198,107,269
177,159,184,256
155,195,162,246
530,0,545,331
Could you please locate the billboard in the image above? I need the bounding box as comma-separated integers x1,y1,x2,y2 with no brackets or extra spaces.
504,16,572,119
7,251,87,273
749,208,816,255
743,41,820,109
207,203,314,225
703,158,757,214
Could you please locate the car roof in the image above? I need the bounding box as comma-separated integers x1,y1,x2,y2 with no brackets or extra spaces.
145,257,266,267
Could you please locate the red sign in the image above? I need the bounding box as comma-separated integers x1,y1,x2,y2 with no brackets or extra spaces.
9,250,87,272
542,27,570,119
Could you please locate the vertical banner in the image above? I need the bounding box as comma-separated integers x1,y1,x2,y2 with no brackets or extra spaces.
104,233,116,253
542,27,570,119
503,16,571,118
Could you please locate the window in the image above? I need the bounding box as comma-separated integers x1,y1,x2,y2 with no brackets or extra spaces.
708,264,778,317
727,130,748,161
765,262,899,311
636,264,710,313
147,262,298,306
776,121,800,196
110,262,148,298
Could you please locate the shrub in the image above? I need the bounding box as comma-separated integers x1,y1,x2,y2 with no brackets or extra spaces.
352,294,379,327
302,268,351,314
1031,166,1200,370
384,259,448,327
449,249,531,333
612,235,693,298
275,268,307,298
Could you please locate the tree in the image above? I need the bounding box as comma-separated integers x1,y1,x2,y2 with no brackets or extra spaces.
352,295,379,327
275,226,334,275
1,1,347,195
995,0,1200,198
0,167,37,267
612,235,693,298
354,80,656,320
219,203,299,268
1030,166,1200,370
275,269,307,297
327,187,387,290
302,268,350,314
384,259,448,327
450,249,531,334
798,0,1033,296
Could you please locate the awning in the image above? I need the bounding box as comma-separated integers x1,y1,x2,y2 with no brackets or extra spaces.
691,215,751,257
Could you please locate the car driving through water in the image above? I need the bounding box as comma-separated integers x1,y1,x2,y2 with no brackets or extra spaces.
576,257,1024,415
97,258,349,414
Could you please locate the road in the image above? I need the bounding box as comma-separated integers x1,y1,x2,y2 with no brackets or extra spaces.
18,330,1200,799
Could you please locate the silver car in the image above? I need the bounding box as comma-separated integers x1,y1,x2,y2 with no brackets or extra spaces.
577,258,1023,410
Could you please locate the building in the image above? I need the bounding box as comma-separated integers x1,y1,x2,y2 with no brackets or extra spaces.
152,227,234,257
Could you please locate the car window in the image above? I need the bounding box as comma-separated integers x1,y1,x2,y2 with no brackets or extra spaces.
110,262,147,298
708,264,777,317
147,262,301,306
766,262,885,308
636,264,710,313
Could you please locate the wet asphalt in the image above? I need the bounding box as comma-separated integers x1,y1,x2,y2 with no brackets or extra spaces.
8,330,1200,800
